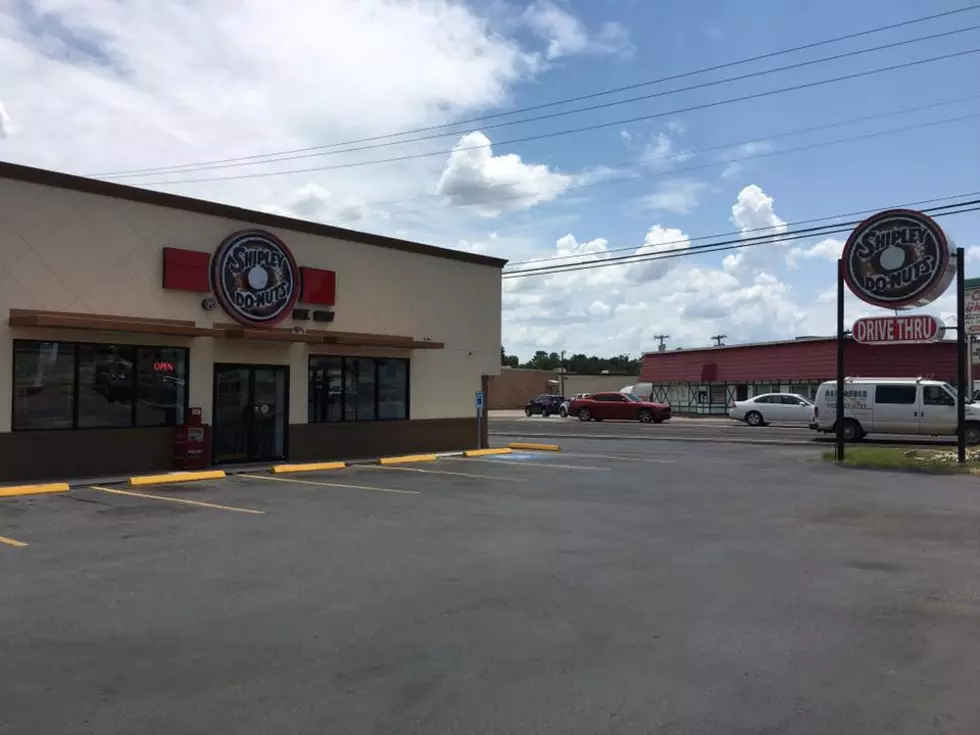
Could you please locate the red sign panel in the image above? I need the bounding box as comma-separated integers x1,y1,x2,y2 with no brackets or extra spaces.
852,314,945,345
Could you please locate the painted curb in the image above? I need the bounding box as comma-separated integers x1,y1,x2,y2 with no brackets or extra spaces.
0,482,70,498
271,461,346,474
128,470,227,487
507,442,561,452
378,454,439,465
463,448,513,457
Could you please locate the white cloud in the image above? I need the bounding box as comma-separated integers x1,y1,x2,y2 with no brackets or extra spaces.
263,182,377,224
0,0,545,247
435,131,572,217
720,142,775,180
723,184,788,272
639,179,709,214
523,0,632,59
0,100,12,138
628,225,692,283
786,237,844,268
642,131,692,170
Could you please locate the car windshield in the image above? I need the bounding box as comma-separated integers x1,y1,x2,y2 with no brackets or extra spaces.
622,393,642,402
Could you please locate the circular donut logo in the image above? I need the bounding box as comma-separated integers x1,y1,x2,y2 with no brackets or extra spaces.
211,230,300,326
841,209,954,310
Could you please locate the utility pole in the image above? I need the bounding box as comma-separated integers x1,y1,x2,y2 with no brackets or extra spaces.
711,334,727,347
653,334,670,352
559,349,566,396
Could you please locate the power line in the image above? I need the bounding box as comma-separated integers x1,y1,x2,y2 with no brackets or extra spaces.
92,3,980,179
504,189,980,269
100,22,980,179
128,46,980,186
358,95,980,217
395,111,980,219
500,201,980,280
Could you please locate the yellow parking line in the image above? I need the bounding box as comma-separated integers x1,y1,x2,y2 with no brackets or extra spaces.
445,457,610,471
359,465,528,481
237,473,420,495
0,535,28,548
89,486,264,514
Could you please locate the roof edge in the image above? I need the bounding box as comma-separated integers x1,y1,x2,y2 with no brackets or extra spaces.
0,160,509,269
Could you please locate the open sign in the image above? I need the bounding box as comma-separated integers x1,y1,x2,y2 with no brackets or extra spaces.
154,361,175,372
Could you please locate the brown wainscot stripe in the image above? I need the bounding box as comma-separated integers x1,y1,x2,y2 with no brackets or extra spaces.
289,418,479,463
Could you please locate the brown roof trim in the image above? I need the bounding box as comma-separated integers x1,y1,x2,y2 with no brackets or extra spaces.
8,309,222,338
0,160,509,269
214,322,444,349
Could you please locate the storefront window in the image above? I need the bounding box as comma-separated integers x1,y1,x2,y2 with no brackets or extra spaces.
308,357,342,422
136,347,188,426
11,340,188,431
13,341,75,430
77,344,135,428
378,359,408,419
309,356,409,422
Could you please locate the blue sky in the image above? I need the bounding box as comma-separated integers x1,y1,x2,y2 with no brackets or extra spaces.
1,0,978,358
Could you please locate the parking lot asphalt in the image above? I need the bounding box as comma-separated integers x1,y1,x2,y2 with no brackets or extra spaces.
3,440,980,734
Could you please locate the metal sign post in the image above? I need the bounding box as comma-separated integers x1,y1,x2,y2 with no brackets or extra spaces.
475,390,485,450
836,258,845,462
957,249,967,463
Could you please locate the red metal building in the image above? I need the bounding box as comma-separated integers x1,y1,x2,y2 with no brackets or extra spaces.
638,337,958,414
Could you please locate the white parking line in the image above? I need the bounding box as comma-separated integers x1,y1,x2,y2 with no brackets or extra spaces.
236,473,420,495
445,457,610,471
357,465,528,481
561,452,676,463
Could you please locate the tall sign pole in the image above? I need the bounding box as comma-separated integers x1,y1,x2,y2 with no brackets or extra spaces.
836,259,845,462
957,249,966,463
839,209,959,460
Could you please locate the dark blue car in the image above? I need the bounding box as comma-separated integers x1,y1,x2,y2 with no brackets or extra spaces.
524,394,565,417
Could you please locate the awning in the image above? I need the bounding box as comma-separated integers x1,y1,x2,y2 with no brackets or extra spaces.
7,309,445,350
7,309,222,338
214,322,444,349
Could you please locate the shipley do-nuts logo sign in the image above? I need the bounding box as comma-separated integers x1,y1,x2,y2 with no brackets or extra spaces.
211,230,300,326
841,209,955,309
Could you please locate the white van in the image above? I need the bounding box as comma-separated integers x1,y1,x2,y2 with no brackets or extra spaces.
810,377,980,444
620,383,652,400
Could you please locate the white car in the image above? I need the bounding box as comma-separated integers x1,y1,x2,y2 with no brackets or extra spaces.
559,393,592,418
729,393,814,427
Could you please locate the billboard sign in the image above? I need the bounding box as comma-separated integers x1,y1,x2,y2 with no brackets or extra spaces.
841,209,954,310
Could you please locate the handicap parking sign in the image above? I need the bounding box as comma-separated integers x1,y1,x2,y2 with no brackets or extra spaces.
475,391,484,408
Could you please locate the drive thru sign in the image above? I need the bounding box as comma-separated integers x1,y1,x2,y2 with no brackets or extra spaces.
851,314,945,345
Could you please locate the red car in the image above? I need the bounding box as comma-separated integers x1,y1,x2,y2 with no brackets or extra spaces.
568,392,671,424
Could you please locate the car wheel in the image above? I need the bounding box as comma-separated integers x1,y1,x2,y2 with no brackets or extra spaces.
638,409,653,423
745,411,763,427
559,407,568,418
541,408,550,418
839,418,863,442
524,407,532,417
578,408,592,421
964,422,980,445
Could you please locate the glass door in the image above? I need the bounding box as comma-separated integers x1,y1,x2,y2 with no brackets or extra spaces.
212,364,289,464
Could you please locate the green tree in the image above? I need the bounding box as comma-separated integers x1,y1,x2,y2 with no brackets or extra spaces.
500,346,519,368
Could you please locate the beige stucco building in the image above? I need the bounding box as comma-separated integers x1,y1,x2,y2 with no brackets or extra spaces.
0,161,504,483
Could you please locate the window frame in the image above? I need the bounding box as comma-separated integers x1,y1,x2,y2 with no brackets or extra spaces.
11,339,190,432
308,355,410,423
923,385,956,407
874,384,918,405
